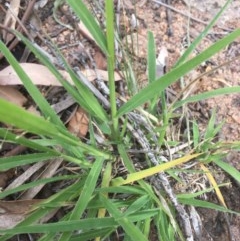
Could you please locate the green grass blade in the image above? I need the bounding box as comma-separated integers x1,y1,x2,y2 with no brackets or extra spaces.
147,31,156,83
0,153,58,171
87,198,133,210
124,195,150,216
142,213,151,237
61,59,108,122
156,209,178,241
59,158,105,240
192,120,200,148
174,0,232,67
100,195,149,241
117,144,178,231
173,86,240,109
0,175,78,199
121,51,138,95
202,109,224,143
105,0,119,139
204,109,217,139
0,180,85,241
69,158,104,219
0,98,61,136
0,40,63,127
213,159,240,184
117,28,240,117
179,198,239,215
47,41,108,122
0,128,57,153
69,228,114,241
14,32,108,122
0,218,116,235
0,99,112,159
177,183,229,199
98,186,146,195
67,0,107,54
128,209,159,223
40,226,114,241
117,144,136,173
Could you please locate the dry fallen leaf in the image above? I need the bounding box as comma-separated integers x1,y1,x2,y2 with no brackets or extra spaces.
0,63,121,86
0,86,40,116
0,86,27,106
68,107,89,138
94,50,107,70
0,199,43,229
0,63,72,86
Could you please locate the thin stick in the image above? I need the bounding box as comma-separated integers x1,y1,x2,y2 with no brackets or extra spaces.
166,0,173,36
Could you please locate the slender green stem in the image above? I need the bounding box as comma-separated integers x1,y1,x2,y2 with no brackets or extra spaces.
158,91,168,145
105,0,119,139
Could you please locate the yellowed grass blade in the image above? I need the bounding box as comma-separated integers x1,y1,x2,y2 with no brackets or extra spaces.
199,163,227,208
112,153,201,186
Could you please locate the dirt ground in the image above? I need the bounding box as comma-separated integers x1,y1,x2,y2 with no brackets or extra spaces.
0,0,240,240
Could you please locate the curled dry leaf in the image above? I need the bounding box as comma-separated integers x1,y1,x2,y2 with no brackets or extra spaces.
0,199,43,229
68,107,89,138
0,63,121,86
